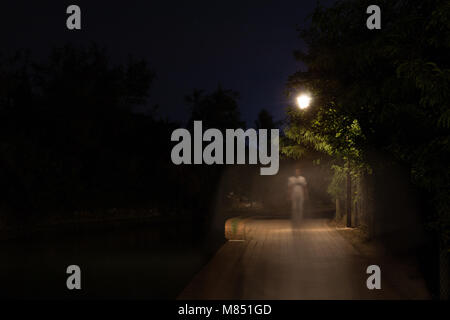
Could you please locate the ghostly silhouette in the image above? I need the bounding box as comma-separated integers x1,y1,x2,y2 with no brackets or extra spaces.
288,168,307,226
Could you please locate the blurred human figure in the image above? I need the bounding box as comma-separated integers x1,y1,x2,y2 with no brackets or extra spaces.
288,168,308,226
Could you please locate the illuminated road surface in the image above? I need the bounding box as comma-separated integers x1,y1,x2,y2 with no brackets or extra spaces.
179,218,406,299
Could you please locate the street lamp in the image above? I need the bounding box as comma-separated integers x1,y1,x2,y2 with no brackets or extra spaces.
296,94,311,109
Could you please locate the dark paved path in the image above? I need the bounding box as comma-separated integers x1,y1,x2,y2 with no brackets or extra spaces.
179,218,404,299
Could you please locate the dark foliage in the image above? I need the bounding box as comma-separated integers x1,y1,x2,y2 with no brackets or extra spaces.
0,45,238,225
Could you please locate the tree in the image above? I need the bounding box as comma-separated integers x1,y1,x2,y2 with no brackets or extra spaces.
283,0,450,296
184,86,256,215
0,44,161,217
255,108,279,130
185,85,245,130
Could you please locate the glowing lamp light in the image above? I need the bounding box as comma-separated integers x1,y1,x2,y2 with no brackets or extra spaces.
296,94,311,109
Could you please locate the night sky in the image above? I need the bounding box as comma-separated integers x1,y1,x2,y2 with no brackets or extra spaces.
1,0,336,125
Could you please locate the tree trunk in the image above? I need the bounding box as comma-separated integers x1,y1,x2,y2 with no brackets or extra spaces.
346,164,352,228
335,197,341,221
363,171,376,239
